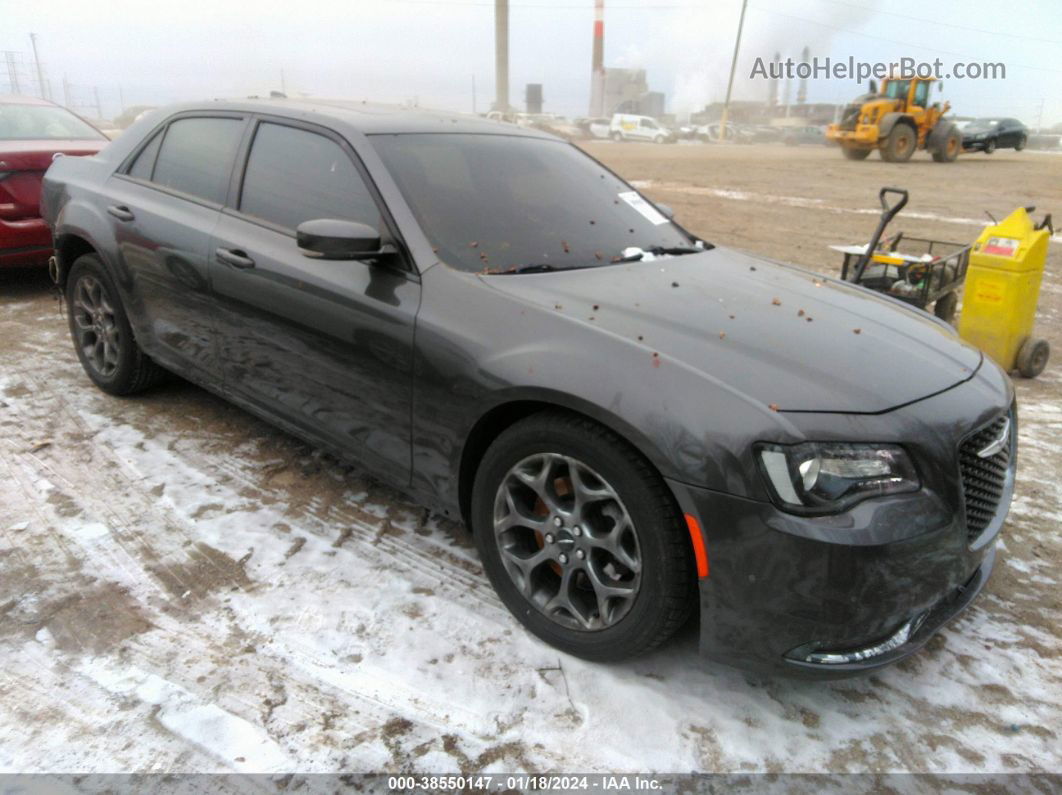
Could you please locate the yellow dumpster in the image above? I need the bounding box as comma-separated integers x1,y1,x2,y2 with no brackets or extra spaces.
958,207,1052,378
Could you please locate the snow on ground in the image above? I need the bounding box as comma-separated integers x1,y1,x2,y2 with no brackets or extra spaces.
1,276,1060,776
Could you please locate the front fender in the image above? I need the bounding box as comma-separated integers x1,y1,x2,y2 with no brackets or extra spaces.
878,112,914,141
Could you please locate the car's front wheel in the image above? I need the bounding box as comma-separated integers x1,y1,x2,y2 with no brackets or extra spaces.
66,253,166,395
471,412,696,661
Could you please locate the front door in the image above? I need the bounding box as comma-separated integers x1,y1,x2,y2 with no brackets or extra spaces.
209,118,418,484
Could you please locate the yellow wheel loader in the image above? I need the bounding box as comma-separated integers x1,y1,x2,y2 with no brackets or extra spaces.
826,76,962,163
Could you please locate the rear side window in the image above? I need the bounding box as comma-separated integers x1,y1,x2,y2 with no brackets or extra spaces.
238,122,379,232
127,130,162,180
151,117,243,204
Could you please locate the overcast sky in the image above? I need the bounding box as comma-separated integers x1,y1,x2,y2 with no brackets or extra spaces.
2,0,1061,126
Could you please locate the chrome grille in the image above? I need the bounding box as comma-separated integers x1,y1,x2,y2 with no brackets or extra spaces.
959,412,1013,542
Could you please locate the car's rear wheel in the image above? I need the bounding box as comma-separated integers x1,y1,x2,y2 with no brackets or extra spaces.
1015,135,1026,152
66,254,166,395
471,412,696,661
611,131,622,142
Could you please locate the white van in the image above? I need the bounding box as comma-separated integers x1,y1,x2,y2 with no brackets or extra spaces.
609,114,671,143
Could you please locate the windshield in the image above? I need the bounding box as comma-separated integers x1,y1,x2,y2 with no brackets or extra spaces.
370,133,693,273
0,103,105,141
966,119,999,131
884,80,909,100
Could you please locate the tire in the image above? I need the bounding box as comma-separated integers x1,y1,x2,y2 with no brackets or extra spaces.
931,126,961,162
471,412,696,661
654,135,664,144
611,131,623,142
880,123,917,162
66,253,166,395
842,146,871,160
934,291,958,325
984,138,996,155
1015,135,1026,152
1016,337,1049,378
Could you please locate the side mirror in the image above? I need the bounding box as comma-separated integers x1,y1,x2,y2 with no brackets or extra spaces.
654,203,675,219
868,79,878,94
296,219,388,260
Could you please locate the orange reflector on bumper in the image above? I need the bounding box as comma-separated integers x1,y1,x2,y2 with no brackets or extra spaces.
684,513,709,579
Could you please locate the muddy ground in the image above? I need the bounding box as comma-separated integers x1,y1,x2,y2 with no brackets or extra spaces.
1,142,1060,776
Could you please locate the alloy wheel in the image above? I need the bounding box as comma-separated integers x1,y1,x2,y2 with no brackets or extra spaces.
71,274,121,378
492,452,642,631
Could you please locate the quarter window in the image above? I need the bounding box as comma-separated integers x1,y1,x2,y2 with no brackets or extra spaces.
151,117,243,204
127,130,163,181
238,122,379,232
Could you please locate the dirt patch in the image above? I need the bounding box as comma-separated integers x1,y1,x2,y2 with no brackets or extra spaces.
147,542,253,600
45,583,153,653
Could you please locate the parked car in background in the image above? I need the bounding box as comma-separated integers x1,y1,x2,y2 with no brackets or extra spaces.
527,114,583,141
43,99,1015,675
962,117,1028,154
582,117,612,139
610,113,671,143
0,94,108,268
783,125,829,146
696,122,752,143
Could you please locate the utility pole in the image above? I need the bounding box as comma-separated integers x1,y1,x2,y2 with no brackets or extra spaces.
93,86,102,119
718,0,748,142
29,32,47,100
494,0,509,112
472,74,477,114
63,75,71,108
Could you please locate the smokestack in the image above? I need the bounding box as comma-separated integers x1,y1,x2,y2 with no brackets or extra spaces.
767,50,779,109
797,45,809,105
494,0,509,111
588,0,605,117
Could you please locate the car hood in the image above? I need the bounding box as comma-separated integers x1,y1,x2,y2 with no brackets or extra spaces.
480,247,982,414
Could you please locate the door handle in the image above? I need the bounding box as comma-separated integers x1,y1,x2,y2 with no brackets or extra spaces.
107,204,135,222
215,247,256,269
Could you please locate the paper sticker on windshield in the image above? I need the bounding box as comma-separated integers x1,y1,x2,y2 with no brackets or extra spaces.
618,191,668,226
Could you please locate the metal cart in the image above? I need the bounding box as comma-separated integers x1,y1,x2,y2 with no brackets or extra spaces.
831,188,972,324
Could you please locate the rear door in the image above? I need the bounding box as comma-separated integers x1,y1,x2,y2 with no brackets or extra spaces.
107,113,247,380
209,117,419,484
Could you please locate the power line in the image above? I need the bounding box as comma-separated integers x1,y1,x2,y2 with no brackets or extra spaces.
811,0,1062,46
748,5,1062,75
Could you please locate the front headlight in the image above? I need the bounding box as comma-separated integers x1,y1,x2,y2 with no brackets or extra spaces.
756,442,919,514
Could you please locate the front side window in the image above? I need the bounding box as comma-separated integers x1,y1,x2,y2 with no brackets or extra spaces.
371,133,692,273
239,122,379,232
0,102,106,141
151,117,243,204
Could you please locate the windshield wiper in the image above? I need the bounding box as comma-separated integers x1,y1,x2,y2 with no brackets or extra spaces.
490,263,594,275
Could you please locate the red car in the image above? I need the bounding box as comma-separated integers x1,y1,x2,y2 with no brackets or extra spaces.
1,95,108,268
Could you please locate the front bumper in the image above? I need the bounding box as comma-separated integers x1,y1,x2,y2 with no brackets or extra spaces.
669,481,1000,678
826,124,879,147
0,216,52,267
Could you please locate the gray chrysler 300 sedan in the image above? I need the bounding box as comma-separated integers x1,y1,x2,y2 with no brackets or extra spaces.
41,100,1016,675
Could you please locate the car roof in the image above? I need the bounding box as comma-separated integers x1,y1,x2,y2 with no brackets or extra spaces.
160,97,559,138
0,94,57,107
